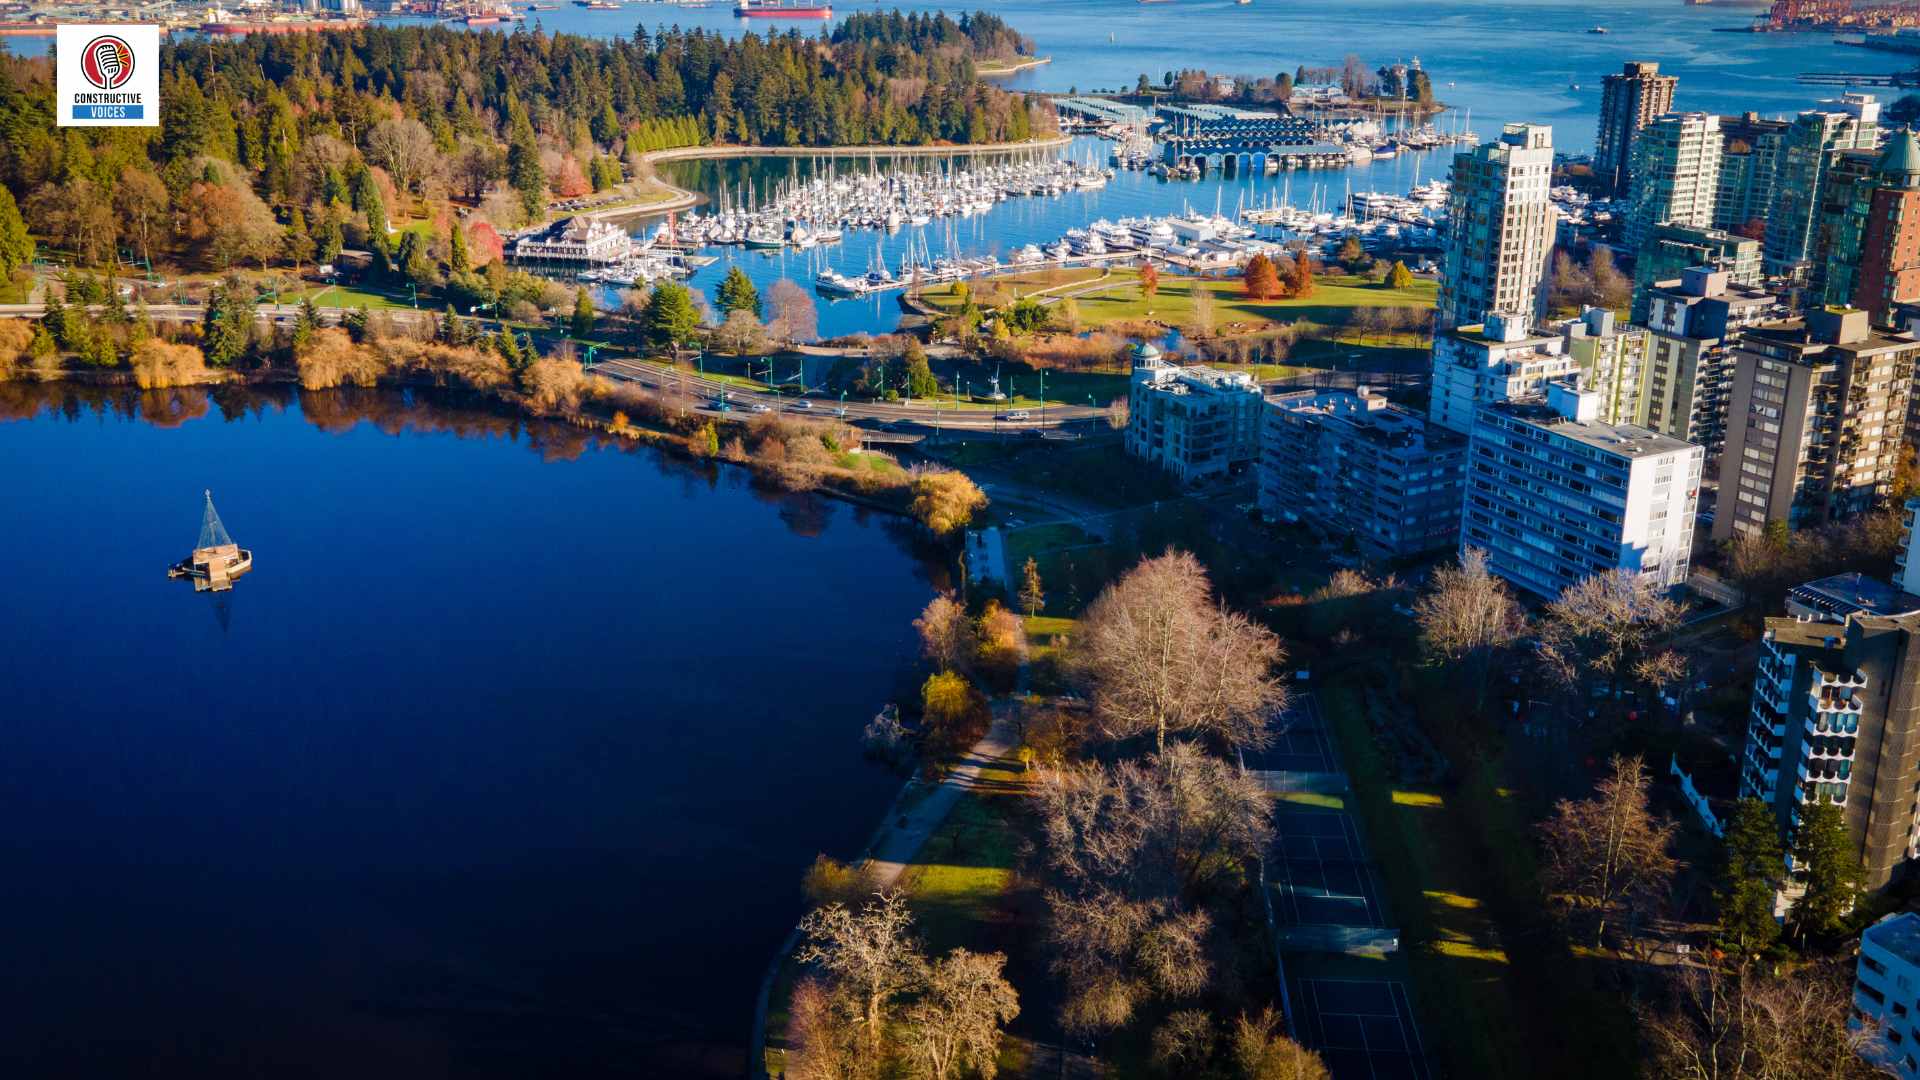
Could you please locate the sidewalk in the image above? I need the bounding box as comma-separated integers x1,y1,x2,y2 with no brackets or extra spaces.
866,707,1018,890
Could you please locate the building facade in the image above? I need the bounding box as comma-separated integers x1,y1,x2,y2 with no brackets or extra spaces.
1854,912,1920,1077
1428,312,1579,435
1715,112,1791,235
1741,609,1920,893
1631,222,1762,320
1713,308,1920,541
1439,123,1556,330
1124,350,1265,483
1641,267,1784,455
1259,388,1468,558
1594,62,1679,198
1624,112,1724,252
1563,307,1651,426
1828,131,1920,324
1461,383,1702,600
1764,94,1881,281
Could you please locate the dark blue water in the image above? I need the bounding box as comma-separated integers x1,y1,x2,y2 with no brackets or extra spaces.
0,385,933,1078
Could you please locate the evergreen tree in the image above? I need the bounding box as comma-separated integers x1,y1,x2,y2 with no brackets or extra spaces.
342,306,369,342
903,340,939,398
507,110,546,221
284,206,313,269
1792,801,1863,940
315,212,345,265
1019,556,1045,618
448,222,470,275
0,184,33,282
643,280,700,353
201,278,256,367
717,265,760,318
571,288,596,338
1715,798,1783,955
293,297,321,352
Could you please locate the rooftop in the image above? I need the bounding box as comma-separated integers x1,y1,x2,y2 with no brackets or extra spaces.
1481,397,1697,458
1865,912,1920,967
1786,572,1920,623
1269,388,1465,450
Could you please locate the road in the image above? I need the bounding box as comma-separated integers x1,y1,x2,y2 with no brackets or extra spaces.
588,355,1112,432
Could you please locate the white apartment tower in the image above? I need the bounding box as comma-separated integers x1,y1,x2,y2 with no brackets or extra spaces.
1439,123,1556,331
1625,112,1724,252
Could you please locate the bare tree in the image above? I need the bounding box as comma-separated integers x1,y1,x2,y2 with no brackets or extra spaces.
1537,570,1682,703
366,118,441,206
787,976,870,1080
1234,1007,1333,1080
1414,548,1526,711
1537,754,1678,947
914,591,971,673
795,891,927,1058
901,949,1020,1080
767,278,820,343
1072,550,1287,753
1188,281,1216,339
1641,960,1891,1080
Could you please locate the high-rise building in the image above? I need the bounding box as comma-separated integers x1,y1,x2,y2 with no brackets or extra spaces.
1124,347,1265,483
1713,308,1919,541
1595,62,1679,197
1259,387,1468,558
1715,112,1791,236
1631,223,1763,321
1461,381,1701,599
1641,267,1784,455
1764,94,1881,281
1853,913,1920,1075
1625,112,1724,252
1439,123,1556,330
1811,149,1882,305
1826,130,1920,324
1740,604,1920,893
1428,311,1579,435
1562,307,1650,425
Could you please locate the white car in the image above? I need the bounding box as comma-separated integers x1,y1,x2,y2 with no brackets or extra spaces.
1000,410,1030,421
789,400,812,411
747,403,771,413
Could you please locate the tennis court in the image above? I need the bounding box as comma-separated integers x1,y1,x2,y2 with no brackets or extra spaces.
1293,978,1430,1080
1245,695,1337,773
1271,808,1383,928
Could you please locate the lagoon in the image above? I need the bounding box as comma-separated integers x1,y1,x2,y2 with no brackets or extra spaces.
0,385,936,1078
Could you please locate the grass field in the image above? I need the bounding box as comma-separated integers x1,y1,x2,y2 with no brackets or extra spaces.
1072,269,1436,331
291,282,418,312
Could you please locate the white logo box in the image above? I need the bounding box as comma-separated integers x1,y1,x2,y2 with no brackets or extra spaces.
56,24,161,128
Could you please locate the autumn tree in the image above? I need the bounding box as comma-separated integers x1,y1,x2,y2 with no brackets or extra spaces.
900,949,1020,1080
1414,548,1526,711
1791,801,1863,941
1233,1007,1332,1080
1140,260,1160,314
1386,260,1415,289
914,591,972,673
1537,754,1678,947
1715,798,1784,957
1072,550,1286,753
113,170,168,271
767,278,820,343
571,287,595,338
795,891,926,1058
921,670,991,763
786,977,869,1080
0,185,31,283
1242,254,1282,300
909,470,988,536
1019,556,1046,618
1287,252,1314,298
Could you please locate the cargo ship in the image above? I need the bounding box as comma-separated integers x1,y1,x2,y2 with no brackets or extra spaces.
733,0,833,16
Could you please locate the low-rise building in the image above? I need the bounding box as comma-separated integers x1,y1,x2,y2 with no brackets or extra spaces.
1855,912,1920,1076
1125,347,1264,483
1461,381,1702,599
1428,311,1578,436
1259,387,1467,557
1563,307,1650,426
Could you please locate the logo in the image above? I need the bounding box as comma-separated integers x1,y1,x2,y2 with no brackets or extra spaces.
80,35,134,91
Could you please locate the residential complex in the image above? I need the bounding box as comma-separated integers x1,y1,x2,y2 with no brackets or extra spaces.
1631,223,1762,320
1714,308,1919,540
1764,94,1881,281
1123,347,1264,483
1563,307,1650,426
1826,131,1920,324
1740,603,1920,892
1428,312,1578,436
1624,112,1724,252
1715,112,1790,236
1438,123,1556,330
1855,913,1920,1077
1259,387,1468,558
1595,62,1679,198
1641,268,1784,454
1461,382,1702,600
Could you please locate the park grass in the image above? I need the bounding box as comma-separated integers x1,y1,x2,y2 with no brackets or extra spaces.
1317,683,1528,1080
290,282,417,312
1070,270,1436,333
919,267,1109,314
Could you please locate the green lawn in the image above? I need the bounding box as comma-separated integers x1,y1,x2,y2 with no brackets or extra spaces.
291,282,418,312
919,268,1109,314
1072,269,1436,331
900,767,1023,953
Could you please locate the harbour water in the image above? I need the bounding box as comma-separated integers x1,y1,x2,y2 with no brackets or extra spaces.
0,385,936,1078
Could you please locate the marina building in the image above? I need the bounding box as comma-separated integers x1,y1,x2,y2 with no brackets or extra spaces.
1764,94,1881,282
1438,123,1556,330
1461,381,1702,600
1595,62,1679,198
1713,308,1919,541
1562,307,1650,426
1641,268,1784,454
1854,913,1920,1075
510,216,635,265
1124,348,1264,484
1427,311,1578,436
1259,387,1467,558
1631,223,1762,321
1740,606,1920,895
1825,131,1920,324
1715,113,1790,236
1624,112,1724,253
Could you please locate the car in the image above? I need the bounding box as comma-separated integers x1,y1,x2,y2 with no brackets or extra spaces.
747,403,771,413
1000,410,1030,421
789,400,813,411
833,407,849,418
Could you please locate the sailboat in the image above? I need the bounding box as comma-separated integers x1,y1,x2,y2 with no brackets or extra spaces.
166,490,254,592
